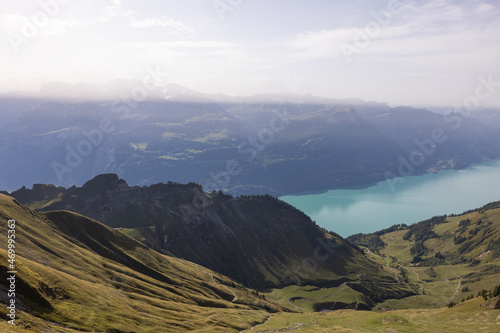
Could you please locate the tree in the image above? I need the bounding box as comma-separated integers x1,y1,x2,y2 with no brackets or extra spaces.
493,285,500,297
435,252,445,260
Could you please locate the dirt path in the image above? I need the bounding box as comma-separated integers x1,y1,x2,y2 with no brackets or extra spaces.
252,323,305,333
210,274,238,303
412,266,425,294
412,266,420,282
249,315,273,331
385,257,400,282
287,298,306,313
228,286,238,302
448,271,463,302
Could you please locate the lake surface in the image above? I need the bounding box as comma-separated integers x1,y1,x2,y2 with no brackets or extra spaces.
280,160,500,238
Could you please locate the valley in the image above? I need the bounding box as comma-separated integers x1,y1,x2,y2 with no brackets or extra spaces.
1,176,499,332
248,202,500,331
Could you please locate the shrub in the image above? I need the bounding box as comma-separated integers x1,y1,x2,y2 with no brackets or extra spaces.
424,267,437,278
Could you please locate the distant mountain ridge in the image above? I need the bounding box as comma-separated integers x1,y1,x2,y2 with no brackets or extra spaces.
1,88,499,195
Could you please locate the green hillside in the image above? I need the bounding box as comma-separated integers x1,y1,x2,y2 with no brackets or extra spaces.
242,296,500,332
0,194,283,332
348,201,500,310
247,201,500,331
1,193,499,332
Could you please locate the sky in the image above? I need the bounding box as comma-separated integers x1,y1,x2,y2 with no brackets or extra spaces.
0,0,499,107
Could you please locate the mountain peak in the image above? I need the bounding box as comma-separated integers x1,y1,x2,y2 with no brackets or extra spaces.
82,174,128,190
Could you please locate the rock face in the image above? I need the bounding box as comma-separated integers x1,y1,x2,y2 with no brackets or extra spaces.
11,174,410,296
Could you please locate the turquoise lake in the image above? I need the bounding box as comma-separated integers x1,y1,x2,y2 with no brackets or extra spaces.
280,160,500,238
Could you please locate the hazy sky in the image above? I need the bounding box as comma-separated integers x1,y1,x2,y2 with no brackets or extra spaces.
1,0,499,107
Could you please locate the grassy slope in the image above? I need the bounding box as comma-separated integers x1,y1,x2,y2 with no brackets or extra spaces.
258,202,500,331
2,191,498,332
0,194,283,332
371,206,500,310
242,297,500,332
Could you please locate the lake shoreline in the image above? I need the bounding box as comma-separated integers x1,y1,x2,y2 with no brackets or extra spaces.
281,158,500,198
280,159,500,238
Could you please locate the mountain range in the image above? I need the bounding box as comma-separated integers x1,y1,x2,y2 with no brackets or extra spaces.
1,84,500,195
1,83,499,331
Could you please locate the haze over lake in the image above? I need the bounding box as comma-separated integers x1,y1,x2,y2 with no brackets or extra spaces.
281,160,500,237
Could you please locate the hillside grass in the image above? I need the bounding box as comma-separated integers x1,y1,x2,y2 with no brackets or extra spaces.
262,201,500,326
3,194,500,332
264,284,364,313
242,297,500,332
0,194,278,332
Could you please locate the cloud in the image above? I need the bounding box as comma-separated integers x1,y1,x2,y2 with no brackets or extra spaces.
129,16,195,36
288,29,363,60
112,40,241,66
286,0,500,63
474,1,495,14
45,19,89,35
97,4,195,37
2,13,25,35
1,13,87,36
101,5,135,20
120,40,237,49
